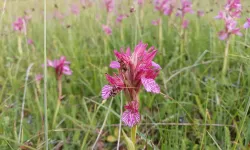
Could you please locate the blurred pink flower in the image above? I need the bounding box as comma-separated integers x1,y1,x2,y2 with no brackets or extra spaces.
218,18,242,40
13,17,25,32
54,10,65,20
48,56,72,79
243,18,250,29
116,14,128,23
197,10,204,17
122,101,140,127
152,19,160,26
214,11,226,20
80,0,92,8
154,0,176,16
182,20,189,29
138,0,144,5
27,39,34,45
101,42,161,127
225,0,241,18
35,74,43,81
71,4,80,15
102,25,112,35
176,0,193,17
104,0,114,12
215,0,242,40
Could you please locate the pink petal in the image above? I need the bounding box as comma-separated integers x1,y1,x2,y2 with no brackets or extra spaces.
141,77,160,93
47,60,55,67
101,85,112,99
152,61,161,69
110,61,120,69
218,31,228,40
122,109,140,127
35,74,43,81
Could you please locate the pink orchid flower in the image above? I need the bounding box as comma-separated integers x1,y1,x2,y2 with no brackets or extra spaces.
215,0,242,40
182,20,189,29
116,14,128,23
35,74,43,81
102,25,112,35
152,19,161,26
154,0,176,16
27,39,34,45
71,4,80,15
48,56,72,80
101,42,161,127
197,10,204,17
138,0,144,5
176,0,193,17
218,18,242,40
225,0,241,18
13,17,25,32
104,0,114,13
243,18,250,29
54,10,65,20
80,0,92,8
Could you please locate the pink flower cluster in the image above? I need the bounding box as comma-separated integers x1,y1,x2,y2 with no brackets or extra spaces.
48,56,72,80
13,17,25,32
176,0,193,29
101,42,161,127
215,0,242,40
104,0,114,13
102,25,112,35
243,18,250,29
154,0,176,16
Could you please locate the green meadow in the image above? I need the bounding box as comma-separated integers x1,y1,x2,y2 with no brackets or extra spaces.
0,0,250,149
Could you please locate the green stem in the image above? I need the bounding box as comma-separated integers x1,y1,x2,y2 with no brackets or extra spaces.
159,16,163,53
52,78,62,128
131,125,137,146
18,35,23,55
222,38,230,79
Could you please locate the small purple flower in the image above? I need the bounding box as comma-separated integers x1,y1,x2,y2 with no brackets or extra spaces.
102,25,112,35
243,18,250,29
48,56,72,79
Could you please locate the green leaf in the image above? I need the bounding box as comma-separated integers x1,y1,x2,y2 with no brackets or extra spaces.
122,130,135,150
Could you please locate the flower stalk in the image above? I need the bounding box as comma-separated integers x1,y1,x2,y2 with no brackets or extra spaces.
131,125,137,145
222,38,230,79
52,77,62,128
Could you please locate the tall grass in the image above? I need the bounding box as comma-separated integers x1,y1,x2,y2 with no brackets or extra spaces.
0,0,249,149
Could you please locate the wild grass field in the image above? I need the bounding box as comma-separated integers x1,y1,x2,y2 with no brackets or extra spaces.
0,0,250,149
